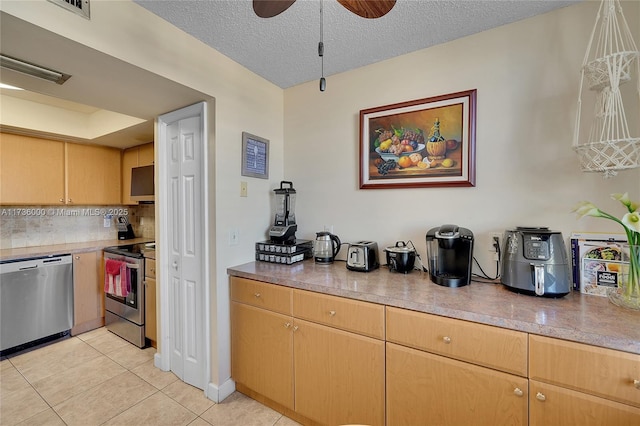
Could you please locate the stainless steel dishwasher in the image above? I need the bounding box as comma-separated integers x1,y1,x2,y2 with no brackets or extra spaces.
0,255,73,354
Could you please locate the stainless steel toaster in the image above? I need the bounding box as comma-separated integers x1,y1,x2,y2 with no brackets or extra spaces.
346,241,379,272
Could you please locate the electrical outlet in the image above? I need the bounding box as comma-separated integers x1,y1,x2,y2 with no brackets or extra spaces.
240,181,248,197
229,229,239,246
489,232,502,252
323,224,334,233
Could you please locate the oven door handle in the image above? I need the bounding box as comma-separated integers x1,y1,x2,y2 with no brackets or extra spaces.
125,264,140,269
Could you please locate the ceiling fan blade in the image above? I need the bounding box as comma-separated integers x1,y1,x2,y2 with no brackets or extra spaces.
337,0,396,19
253,0,297,18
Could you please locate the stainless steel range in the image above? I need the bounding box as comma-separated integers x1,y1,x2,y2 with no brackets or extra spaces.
103,243,153,347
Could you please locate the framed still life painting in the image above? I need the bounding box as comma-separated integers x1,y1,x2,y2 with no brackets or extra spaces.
359,89,476,189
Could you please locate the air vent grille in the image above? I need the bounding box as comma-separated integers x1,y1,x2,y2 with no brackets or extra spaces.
48,0,90,19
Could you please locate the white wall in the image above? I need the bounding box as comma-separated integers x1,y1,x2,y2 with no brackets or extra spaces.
284,1,640,272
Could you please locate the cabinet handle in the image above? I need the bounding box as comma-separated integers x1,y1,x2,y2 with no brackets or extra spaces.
284,322,291,329
68,198,73,203
293,325,299,332
442,336,452,344
329,310,336,316
254,293,261,298
536,392,546,402
513,388,524,397
150,268,155,273
634,379,640,389
74,256,80,260
59,198,64,203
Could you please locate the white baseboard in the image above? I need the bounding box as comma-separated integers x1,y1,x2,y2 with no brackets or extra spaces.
206,378,236,403
154,352,169,371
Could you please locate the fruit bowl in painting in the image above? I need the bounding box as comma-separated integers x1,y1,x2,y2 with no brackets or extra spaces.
375,144,425,161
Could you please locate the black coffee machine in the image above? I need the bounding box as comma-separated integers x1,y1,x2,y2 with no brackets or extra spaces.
426,224,474,287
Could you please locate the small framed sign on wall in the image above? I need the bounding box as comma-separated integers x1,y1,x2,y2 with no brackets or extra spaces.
241,132,269,179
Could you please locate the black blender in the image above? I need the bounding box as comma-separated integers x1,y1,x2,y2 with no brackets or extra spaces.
269,181,297,244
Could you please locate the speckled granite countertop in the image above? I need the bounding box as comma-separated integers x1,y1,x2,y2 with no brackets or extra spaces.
0,238,155,261
228,260,640,355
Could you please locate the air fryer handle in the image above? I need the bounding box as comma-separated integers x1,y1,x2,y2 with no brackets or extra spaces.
331,234,341,257
532,263,545,296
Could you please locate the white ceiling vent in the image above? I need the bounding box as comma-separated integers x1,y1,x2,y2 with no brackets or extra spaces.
48,0,90,19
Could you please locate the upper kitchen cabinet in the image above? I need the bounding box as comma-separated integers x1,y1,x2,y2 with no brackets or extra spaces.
66,142,121,205
0,133,122,205
122,142,154,205
0,133,65,205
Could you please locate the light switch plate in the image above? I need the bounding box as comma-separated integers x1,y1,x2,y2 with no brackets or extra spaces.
240,181,248,197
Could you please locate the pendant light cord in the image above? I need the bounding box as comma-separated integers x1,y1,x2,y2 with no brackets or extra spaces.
319,0,326,91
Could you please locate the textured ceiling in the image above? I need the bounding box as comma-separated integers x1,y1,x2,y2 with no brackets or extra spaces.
134,0,582,89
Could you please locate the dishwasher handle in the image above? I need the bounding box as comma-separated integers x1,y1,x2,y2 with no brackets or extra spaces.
18,265,38,271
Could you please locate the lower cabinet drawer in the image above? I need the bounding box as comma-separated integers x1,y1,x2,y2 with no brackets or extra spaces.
386,306,527,376
529,335,640,408
293,289,385,339
230,277,292,315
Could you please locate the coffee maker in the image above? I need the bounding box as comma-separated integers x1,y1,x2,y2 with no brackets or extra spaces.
426,224,474,287
269,181,297,244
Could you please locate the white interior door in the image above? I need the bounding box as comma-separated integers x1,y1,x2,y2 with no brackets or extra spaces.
158,102,208,391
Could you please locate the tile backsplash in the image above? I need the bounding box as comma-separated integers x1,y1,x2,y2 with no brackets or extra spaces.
0,205,155,249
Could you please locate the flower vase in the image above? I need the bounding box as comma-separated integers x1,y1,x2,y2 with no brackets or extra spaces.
608,244,640,310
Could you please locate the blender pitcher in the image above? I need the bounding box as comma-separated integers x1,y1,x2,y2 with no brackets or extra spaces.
268,181,297,244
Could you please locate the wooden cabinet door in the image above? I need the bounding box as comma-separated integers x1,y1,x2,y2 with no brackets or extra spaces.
121,147,138,205
231,301,294,410
530,334,640,408
293,318,385,426
530,380,640,425
72,251,103,335
145,276,157,347
0,133,65,205
138,143,154,166
386,342,528,426
66,143,121,204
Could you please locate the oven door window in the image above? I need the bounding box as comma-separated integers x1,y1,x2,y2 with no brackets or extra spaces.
106,265,138,309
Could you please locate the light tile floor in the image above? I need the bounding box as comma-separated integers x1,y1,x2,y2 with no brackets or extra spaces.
0,327,300,426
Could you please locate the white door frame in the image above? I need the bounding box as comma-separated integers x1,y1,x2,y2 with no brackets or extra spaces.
155,101,211,395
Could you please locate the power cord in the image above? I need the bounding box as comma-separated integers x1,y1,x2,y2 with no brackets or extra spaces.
472,236,501,283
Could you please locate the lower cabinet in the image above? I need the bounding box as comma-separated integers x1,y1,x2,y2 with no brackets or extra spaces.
294,318,385,426
386,342,527,425
230,276,640,426
230,277,385,425
144,258,157,347
231,301,294,410
529,335,640,425
529,380,640,425
71,251,104,335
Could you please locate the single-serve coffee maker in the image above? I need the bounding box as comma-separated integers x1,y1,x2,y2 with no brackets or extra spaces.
426,224,474,287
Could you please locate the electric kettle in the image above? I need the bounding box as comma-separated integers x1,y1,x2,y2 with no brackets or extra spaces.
314,232,341,263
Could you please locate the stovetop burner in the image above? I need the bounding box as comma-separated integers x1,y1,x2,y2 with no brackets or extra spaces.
103,242,154,258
